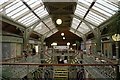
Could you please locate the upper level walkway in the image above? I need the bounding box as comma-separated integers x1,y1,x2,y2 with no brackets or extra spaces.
1,49,119,80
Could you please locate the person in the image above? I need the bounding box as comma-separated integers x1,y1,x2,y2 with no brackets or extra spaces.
61,53,64,60
32,47,36,56
64,59,68,64
23,50,27,61
59,58,64,64
80,50,83,59
77,69,85,80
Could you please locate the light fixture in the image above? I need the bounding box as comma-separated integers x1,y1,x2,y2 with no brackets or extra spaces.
63,37,65,40
70,48,72,50
72,43,76,46
112,34,120,41
56,19,62,25
67,42,70,46
51,42,57,46
61,33,64,36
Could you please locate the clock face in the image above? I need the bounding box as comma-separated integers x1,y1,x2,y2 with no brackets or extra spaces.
112,34,120,41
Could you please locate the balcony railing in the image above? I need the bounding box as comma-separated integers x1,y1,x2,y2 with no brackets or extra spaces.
1,52,52,78
1,62,119,80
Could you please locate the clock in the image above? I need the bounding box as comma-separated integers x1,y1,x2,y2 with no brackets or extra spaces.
112,34,120,41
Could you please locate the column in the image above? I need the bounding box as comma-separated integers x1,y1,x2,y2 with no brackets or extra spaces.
23,29,29,52
40,36,45,63
116,41,119,60
109,37,113,59
95,28,101,55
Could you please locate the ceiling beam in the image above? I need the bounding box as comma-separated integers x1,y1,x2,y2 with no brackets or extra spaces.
0,0,15,10
77,1,109,19
26,15,51,29
0,14,26,30
98,12,119,30
21,0,54,33
73,15,97,27
70,27,86,41
74,0,96,33
15,3,43,21
44,28,57,35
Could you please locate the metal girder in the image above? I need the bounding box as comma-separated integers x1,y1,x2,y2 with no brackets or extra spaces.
98,12,119,30
73,15,97,27
71,27,84,35
88,1,113,15
73,14,97,34
26,15,51,29
44,28,58,38
77,1,109,19
96,2,117,12
23,21,42,49
70,27,86,41
0,0,15,10
14,3,43,21
21,0,54,33
74,0,96,33
73,14,101,40
84,21,96,36
0,13,26,30
28,20,41,36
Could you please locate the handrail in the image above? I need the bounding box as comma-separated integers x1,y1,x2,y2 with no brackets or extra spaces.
2,55,25,62
2,53,40,62
44,51,51,58
90,54,118,64
1,62,118,66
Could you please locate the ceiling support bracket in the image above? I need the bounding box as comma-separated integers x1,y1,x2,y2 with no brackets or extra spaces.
21,0,54,33
23,21,41,51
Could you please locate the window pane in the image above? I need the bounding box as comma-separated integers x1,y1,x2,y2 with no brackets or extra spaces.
78,0,93,6
86,14,104,23
18,13,33,22
46,28,58,38
85,17,100,26
0,0,10,5
73,18,81,26
34,22,42,30
29,1,41,8
23,18,38,26
5,0,20,9
9,7,29,18
89,11,106,21
77,22,90,34
80,22,89,30
34,23,49,34
71,24,77,29
95,0,117,14
5,1,23,14
21,17,37,24
44,18,55,29
104,0,118,8
92,6,112,17
75,4,87,13
7,5,25,16
20,15,37,24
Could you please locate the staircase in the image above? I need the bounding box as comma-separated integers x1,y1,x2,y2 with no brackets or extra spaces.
54,66,68,80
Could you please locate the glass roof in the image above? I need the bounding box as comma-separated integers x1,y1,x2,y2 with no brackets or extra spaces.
34,17,56,35
71,0,118,34
70,28,82,37
45,28,58,38
0,0,119,37
0,0,58,36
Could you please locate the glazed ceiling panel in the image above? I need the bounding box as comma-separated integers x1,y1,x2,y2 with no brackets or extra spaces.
0,0,119,39
73,0,118,34
45,28,58,38
34,22,49,35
